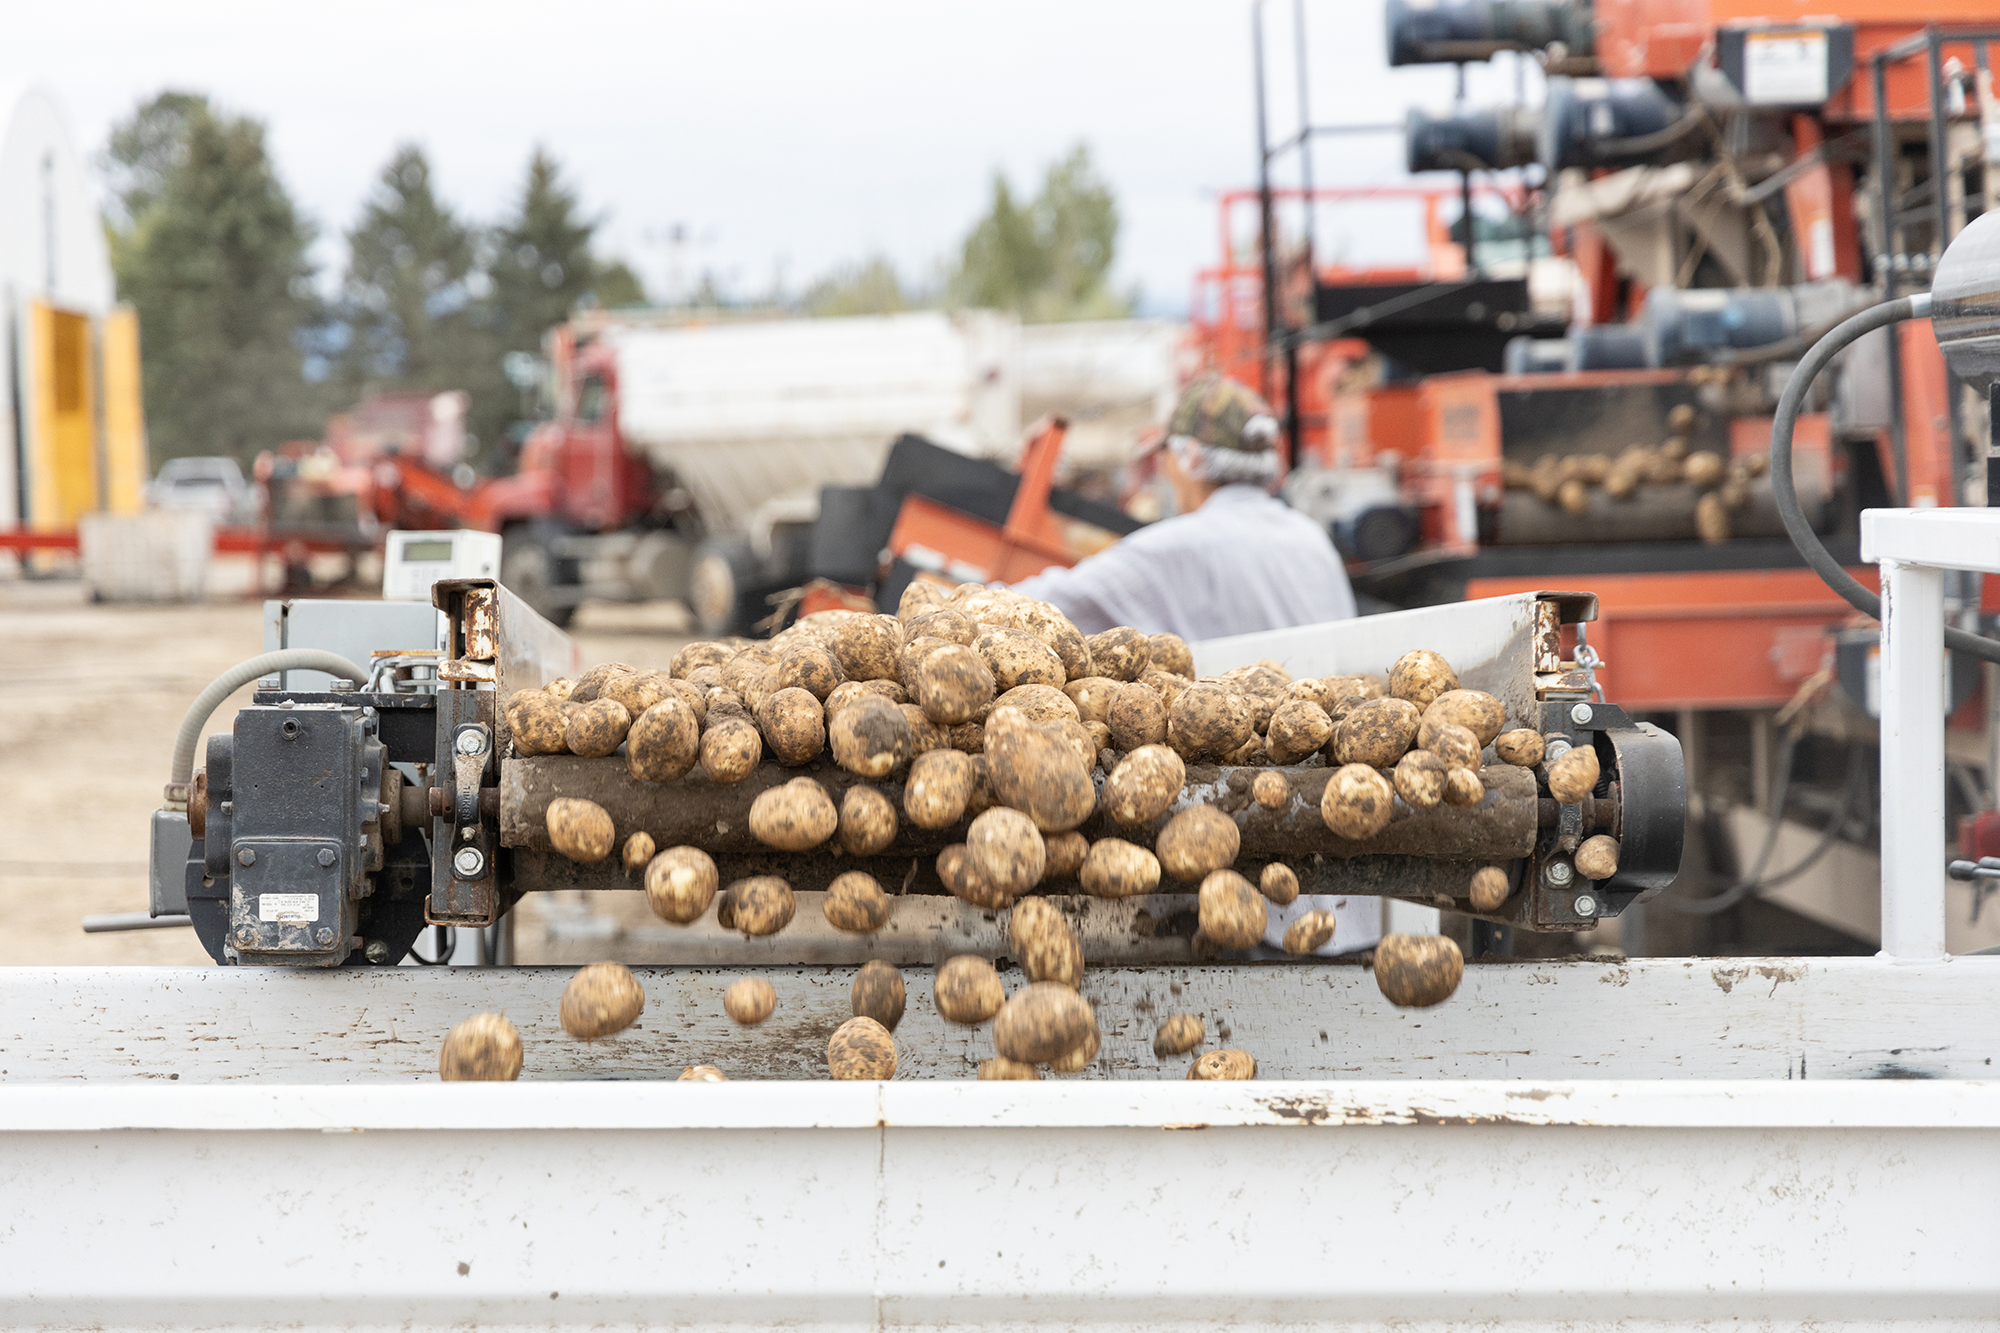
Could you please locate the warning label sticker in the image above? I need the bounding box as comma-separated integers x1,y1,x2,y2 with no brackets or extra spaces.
258,893,320,925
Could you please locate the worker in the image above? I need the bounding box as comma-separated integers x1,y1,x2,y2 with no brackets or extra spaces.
1014,374,1371,958
1008,374,1355,641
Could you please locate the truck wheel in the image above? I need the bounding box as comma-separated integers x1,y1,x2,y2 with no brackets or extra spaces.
501,522,576,628
690,537,762,637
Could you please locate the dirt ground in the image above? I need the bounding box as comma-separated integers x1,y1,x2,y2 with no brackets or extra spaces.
0,576,691,966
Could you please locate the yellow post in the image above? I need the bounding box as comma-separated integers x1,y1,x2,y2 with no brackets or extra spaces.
26,299,98,530
99,306,147,514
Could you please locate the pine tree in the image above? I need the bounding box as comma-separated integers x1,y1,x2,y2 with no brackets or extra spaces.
104,92,325,463
950,145,1129,322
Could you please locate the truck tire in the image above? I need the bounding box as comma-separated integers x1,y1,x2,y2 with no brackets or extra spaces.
690,537,764,638
501,521,578,628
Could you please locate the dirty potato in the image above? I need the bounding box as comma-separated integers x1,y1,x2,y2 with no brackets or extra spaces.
1468,865,1511,911
775,642,843,700
1264,699,1334,764
622,831,655,874
1047,1006,1101,1072
910,643,996,725
966,807,1047,899
904,749,976,829
851,960,907,1032
996,683,1079,724
1009,896,1084,989
993,982,1095,1065
899,703,947,755
1251,770,1292,809
724,976,777,1025
828,695,915,778
1683,450,1725,487
1334,697,1420,767
1394,750,1447,809
645,846,719,924
935,955,1005,1024
572,662,637,702
1421,690,1507,748
438,1012,523,1082
1199,869,1266,949
908,608,977,646
1374,933,1465,1007
1012,601,1092,679
838,786,899,857
1282,910,1336,955
559,962,645,1040
979,628,1066,690
1388,650,1459,710
547,797,616,864
823,870,892,932
757,687,827,766
699,717,763,783
1575,834,1620,880
566,697,633,758
1147,633,1195,678
1087,627,1151,682
1424,722,1482,772
1695,492,1730,544
1443,767,1484,808
1108,683,1169,751
827,1015,898,1080
983,708,1097,832
1547,744,1601,803
1187,1049,1256,1081
1064,676,1122,725
728,876,797,936
671,642,733,679
938,844,1009,910
543,676,579,702
1143,669,1191,706
1260,862,1299,905
1080,838,1161,898
1152,1013,1204,1057
1321,764,1396,841
1167,683,1254,762
1494,729,1545,767
1156,805,1241,881
604,669,673,722
506,690,570,756
679,1064,727,1082
949,722,987,754
1042,830,1088,881
833,615,902,683
748,777,838,851
627,695,701,783
978,1057,1040,1080
898,578,947,621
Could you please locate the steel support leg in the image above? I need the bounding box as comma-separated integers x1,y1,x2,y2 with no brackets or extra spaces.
1879,557,1949,959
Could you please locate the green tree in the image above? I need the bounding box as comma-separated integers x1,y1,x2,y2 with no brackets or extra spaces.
949,145,1129,321
487,148,646,348
103,92,326,464
801,255,913,316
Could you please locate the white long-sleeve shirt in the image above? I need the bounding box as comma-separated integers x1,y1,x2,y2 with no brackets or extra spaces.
1010,485,1356,639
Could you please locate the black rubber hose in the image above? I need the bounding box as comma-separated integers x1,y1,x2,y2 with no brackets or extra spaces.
1769,293,2000,664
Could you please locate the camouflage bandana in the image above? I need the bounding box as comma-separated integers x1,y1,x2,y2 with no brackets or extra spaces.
1165,374,1280,453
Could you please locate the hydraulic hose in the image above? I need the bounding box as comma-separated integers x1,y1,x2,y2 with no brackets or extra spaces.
169,649,369,787
1770,292,2000,665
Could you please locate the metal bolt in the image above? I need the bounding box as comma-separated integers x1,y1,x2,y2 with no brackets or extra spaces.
316,848,337,867
314,927,335,946
453,847,486,879
257,676,282,691
236,847,256,867
365,940,391,964
329,678,357,693
1573,893,1599,918
1544,859,1574,887
454,728,487,756
1545,737,1572,763
234,926,255,946
1569,703,1594,726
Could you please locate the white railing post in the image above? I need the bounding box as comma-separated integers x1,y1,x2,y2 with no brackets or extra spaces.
1878,556,1949,960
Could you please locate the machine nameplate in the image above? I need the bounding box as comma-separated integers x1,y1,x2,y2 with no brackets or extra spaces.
257,894,319,925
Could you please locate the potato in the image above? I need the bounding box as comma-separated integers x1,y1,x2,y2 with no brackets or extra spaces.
838,786,898,857
704,687,746,721
679,1064,727,1082
1469,865,1510,911
1143,669,1191,706
1251,771,1292,810
1494,728,1545,767
665,678,709,727
900,703,948,754
626,695,701,783
851,959,907,1032
1424,721,1482,772
1696,491,1730,544
828,695,915,778
1282,910,1336,954
645,846,719,924
907,608,977,646
1009,896,1083,989
898,634,949,688
1011,601,1092,679
603,669,672,722
996,683,1079,724
700,717,763,783
506,690,570,756
1187,1049,1256,1081
1258,700,1326,765
1421,690,1507,748
1079,838,1161,898
1547,744,1601,803
938,844,1009,910
979,628,1066,690
897,578,947,621
1107,683,1169,751
1223,734,1264,766
748,776,838,850
1260,862,1299,905
833,615,902,682
1047,1006,1101,1072
559,961,645,1040
993,982,1095,1065
671,642,732,678
1281,677,1342,713
1156,805,1241,881
775,643,843,700
1199,869,1266,949
1086,720,1113,755
825,679,897,720
1167,683,1254,762
979,1057,1041,1080
728,875,796,936
1152,1013,1204,1057
1394,750,1446,809
1719,476,1750,510
1064,676,1121,725
565,697,633,758
910,643,996,725
966,807,1047,899
827,1015,897,1080
935,955,1005,1024
757,687,826,765
823,870,892,932
622,831,655,873
1322,764,1396,840
724,976,776,1025
983,708,1096,832
1050,716,1098,771
547,797,616,864
1087,626,1150,681
1556,477,1588,515
948,722,987,754
1334,697,1419,767
686,664,726,690
572,661,637,702
543,676,579,702
438,1012,522,1082
1374,933,1465,1007
1102,744,1186,825
1575,834,1620,880
1041,830,1088,882
1604,464,1640,500
904,749,975,829
1443,767,1485,808
1684,450,1725,487
1147,633,1194,678
1388,649,1459,710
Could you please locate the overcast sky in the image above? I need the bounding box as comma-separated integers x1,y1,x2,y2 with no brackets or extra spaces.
13,0,1537,317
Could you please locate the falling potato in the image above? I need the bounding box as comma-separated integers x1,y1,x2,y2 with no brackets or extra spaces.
1198,869,1266,950
828,1015,898,1080
1152,1013,1205,1057
1156,806,1241,881
1079,838,1161,898
678,1064,727,1082
1468,865,1511,912
851,960,907,1032
1494,729,1544,767
838,786,898,857
728,876,797,936
993,982,1095,1065
1008,897,1084,989
978,1058,1040,1081
1259,863,1299,905
621,831,655,874
547,797,616,864
1575,834,1620,881
823,870,892,933
1547,744,1601,803
748,777,838,851
1282,910,1336,955
1373,933,1465,1008
935,954,1005,1025
645,846,718,924
1187,1049,1256,1081
439,1012,522,1082
724,976,777,1025
559,962,645,1040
